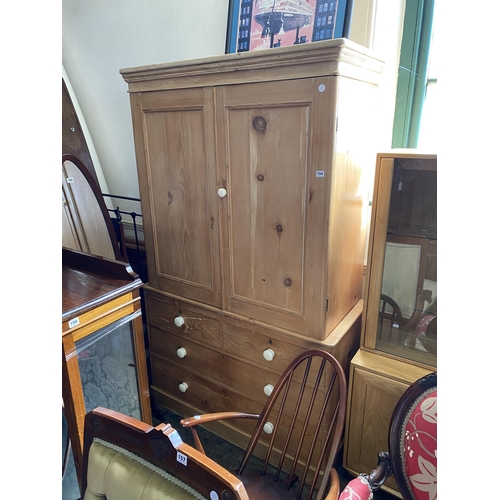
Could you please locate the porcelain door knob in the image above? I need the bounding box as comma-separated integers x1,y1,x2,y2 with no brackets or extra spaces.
263,422,274,434
263,349,275,361
174,316,185,327
263,384,274,396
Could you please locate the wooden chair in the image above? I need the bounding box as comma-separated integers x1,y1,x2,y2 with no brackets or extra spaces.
81,407,249,500
181,350,347,500
338,372,437,499
378,293,404,344
380,235,434,349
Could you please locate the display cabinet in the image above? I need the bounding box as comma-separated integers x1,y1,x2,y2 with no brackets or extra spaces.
62,248,152,489
343,151,437,497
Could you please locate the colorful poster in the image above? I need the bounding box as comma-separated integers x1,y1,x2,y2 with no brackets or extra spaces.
228,0,349,53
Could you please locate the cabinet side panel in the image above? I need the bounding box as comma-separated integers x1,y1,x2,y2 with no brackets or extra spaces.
326,77,379,334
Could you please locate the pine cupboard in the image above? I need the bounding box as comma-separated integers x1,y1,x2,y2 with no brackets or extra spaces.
121,39,384,465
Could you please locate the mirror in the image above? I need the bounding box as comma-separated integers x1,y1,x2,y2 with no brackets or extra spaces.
62,154,121,260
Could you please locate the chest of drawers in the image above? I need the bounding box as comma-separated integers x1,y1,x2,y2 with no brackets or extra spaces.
145,287,361,462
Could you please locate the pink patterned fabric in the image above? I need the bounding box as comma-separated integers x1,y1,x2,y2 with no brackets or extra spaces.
338,476,373,500
416,315,434,337
401,389,437,500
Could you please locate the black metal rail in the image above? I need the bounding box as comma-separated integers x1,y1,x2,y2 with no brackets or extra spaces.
102,193,145,280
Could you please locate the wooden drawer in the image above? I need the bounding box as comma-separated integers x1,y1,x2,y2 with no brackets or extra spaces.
149,326,279,405
223,323,333,392
151,353,262,429
150,355,325,467
223,322,306,374
149,326,329,424
146,290,221,348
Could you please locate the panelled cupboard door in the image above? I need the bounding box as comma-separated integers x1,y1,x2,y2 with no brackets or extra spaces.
344,367,406,494
217,78,334,335
130,87,222,307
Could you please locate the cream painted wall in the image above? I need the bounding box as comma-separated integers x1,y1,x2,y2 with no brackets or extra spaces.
62,0,229,219
62,0,406,223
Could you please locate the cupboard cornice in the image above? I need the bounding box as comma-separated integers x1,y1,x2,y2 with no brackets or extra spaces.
120,39,384,92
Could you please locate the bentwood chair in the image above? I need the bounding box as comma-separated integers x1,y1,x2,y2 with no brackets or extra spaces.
378,293,404,344
181,350,348,500
338,372,437,500
81,407,248,500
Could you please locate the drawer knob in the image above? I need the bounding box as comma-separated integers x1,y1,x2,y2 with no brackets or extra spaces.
177,347,187,358
263,384,274,396
263,348,275,361
174,316,185,327
217,188,227,198
178,382,189,393
263,422,274,434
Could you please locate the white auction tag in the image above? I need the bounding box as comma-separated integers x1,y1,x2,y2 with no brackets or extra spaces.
69,317,79,328
176,451,188,466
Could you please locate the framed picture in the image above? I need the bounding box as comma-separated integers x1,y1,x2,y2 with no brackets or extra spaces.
225,0,354,54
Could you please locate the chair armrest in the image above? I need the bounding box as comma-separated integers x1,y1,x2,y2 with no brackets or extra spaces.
339,476,372,500
181,412,260,427
365,451,393,490
339,451,393,500
404,294,426,332
181,412,260,455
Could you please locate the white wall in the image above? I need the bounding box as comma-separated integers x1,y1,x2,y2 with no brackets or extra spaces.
62,0,229,218
62,0,405,221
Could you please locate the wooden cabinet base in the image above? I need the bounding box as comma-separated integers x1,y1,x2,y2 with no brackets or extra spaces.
146,289,362,471
342,350,432,497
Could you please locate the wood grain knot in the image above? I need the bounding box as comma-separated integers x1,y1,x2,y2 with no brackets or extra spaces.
257,173,265,181
284,278,292,287
252,115,267,134
275,223,283,234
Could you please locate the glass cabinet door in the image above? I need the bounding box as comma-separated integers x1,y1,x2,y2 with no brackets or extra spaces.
74,310,143,419
366,155,437,367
